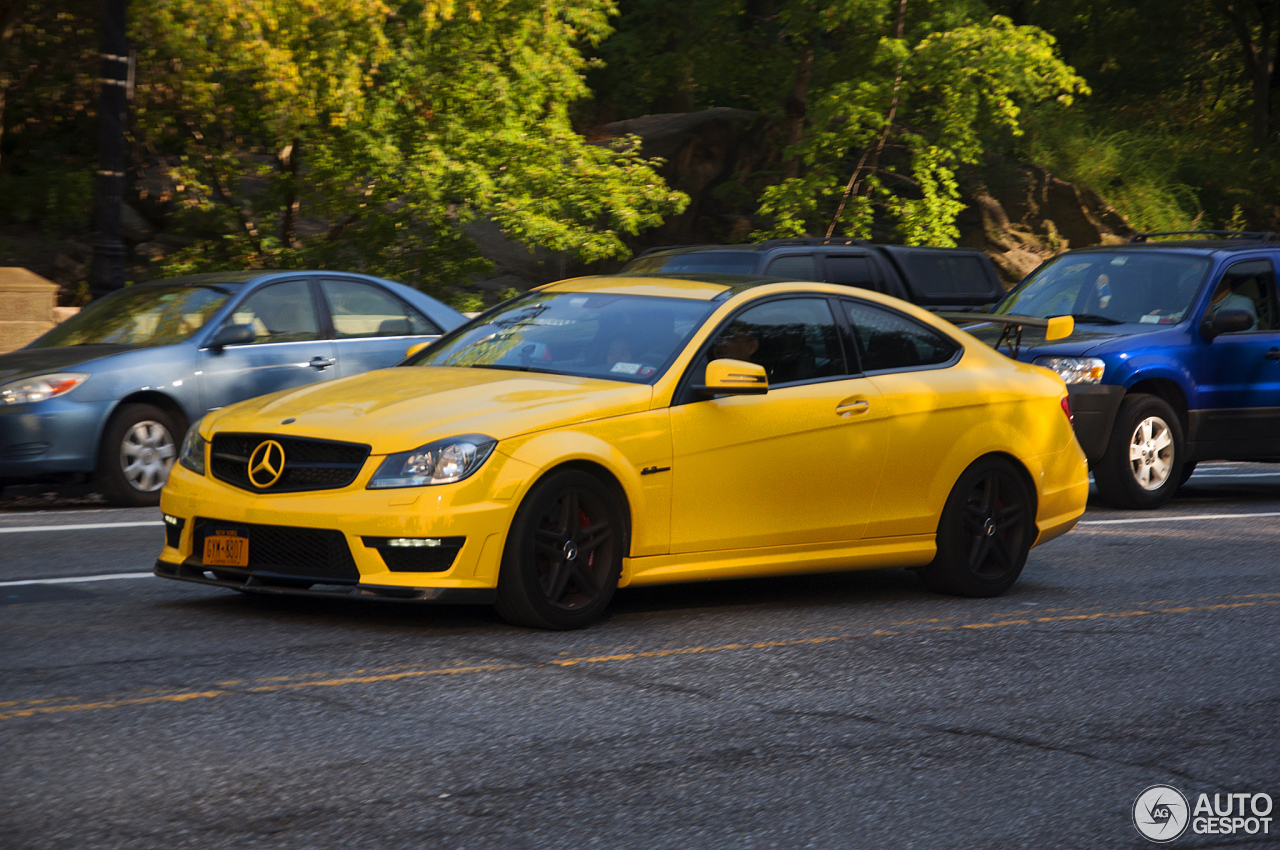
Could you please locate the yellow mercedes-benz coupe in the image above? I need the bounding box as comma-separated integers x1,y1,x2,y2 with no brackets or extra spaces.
156,276,1089,629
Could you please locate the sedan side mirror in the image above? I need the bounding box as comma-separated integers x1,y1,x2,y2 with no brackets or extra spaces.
1201,309,1254,340
207,323,256,351
405,341,433,359
696,359,768,397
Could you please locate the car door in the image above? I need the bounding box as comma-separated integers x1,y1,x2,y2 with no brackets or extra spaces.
668,296,889,553
199,278,338,410
840,298,967,538
317,278,444,377
1194,256,1280,455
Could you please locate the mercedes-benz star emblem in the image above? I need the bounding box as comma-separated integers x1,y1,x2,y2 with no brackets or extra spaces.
247,440,286,489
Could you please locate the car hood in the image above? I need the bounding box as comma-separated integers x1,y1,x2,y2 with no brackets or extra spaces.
964,322,1166,360
207,366,655,454
0,344,138,384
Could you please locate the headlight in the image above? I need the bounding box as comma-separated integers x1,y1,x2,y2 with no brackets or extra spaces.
0,373,88,404
367,434,497,489
178,418,206,475
1033,356,1105,384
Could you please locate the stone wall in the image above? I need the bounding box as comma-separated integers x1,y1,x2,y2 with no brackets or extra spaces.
0,268,59,353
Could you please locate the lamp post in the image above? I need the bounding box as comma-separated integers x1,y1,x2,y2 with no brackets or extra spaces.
87,0,131,300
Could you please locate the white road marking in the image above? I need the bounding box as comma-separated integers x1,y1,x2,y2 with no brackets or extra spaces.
0,521,162,534
1189,472,1280,478
0,572,154,587
1079,511,1280,526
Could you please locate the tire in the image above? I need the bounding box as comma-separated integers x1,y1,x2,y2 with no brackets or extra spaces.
1178,461,1198,487
1092,393,1184,510
919,456,1035,598
495,470,624,630
95,403,181,507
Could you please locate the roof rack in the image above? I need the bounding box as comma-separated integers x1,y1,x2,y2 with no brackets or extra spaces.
1129,230,1280,243
757,237,869,248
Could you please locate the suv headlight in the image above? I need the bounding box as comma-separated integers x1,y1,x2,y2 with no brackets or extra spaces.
0,373,88,404
178,418,207,475
1033,356,1105,385
367,434,497,489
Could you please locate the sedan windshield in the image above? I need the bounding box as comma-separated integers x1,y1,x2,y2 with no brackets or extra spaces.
410,292,716,383
34,285,233,348
619,251,758,276
996,252,1211,326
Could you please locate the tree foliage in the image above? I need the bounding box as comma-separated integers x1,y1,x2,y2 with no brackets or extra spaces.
131,0,687,297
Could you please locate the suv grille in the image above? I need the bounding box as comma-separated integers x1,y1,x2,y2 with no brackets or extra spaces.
191,517,359,582
210,433,370,493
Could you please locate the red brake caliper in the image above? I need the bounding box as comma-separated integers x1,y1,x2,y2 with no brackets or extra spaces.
579,508,594,568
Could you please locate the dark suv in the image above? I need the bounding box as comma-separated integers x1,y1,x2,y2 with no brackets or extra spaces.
620,238,1005,310
989,230,1280,509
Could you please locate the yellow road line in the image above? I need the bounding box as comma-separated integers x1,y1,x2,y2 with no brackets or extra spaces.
3,597,1275,722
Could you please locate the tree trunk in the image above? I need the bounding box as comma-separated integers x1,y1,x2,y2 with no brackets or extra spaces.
782,41,814,181
279,137,301,249
1217,0,1278,150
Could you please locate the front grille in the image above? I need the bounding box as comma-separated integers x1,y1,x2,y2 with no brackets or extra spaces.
191,517,359,582
363,537,465,572
2,442,50,459
210,433,370,493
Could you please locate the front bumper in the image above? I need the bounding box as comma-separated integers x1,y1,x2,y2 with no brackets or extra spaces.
156,450,536,598
0,398,111,481
153,559,496,603
1066,384,1126,461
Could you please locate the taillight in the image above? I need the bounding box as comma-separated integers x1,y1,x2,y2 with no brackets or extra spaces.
1060,395,1073,424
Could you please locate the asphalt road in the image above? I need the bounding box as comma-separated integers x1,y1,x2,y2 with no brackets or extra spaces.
3,463,1279,849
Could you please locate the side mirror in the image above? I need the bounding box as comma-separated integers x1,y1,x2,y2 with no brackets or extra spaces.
1202,309,1254,340
696,359,768,397
405,341,432,359
207,324,256,351
1044,315,1074,341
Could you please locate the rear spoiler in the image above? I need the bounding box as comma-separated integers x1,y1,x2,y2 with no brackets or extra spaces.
937,313,1074,358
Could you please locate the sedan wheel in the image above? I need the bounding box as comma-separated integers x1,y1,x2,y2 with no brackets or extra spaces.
496,470,623,629
96,403,181,507
920,457,1034,597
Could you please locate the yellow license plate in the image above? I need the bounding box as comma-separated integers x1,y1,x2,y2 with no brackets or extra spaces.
203,532,249,567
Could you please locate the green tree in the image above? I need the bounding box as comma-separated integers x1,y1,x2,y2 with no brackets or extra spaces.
131,0,686,298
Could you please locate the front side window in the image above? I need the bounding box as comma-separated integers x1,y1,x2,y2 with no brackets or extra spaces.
320,279,438,338
1205,259,1278,332
824,254,877,289
226,280,320,344
844,301,959,372
703,297,846,385
33,285,232,349
411,292,715,384
997,251,1211,326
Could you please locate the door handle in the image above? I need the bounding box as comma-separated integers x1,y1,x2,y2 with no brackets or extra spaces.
308,357,335,370
1267,348,1280,360
836,399,870,417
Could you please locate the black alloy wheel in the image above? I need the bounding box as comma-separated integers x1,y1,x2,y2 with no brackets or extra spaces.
496,470,623,629
920,456,1034,597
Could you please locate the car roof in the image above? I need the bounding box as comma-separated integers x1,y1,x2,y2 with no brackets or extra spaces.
540,273,805,301
1067,241,1277,255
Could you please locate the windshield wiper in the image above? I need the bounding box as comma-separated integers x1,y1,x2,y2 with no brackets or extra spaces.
1069,313,1124,325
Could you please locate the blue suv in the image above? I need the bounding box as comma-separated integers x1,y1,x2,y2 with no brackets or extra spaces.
990,231,1280,509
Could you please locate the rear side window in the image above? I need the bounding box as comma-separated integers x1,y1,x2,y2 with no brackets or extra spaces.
844,301,959,372
319,279,439,338
764,255,818,280
902,253,993,298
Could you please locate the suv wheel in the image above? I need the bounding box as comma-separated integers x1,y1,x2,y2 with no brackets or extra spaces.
1092,393,1185,510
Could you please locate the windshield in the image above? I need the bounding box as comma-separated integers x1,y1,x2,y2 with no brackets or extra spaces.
997,252,1211,326
620,251,758,276
33,285,234,348
410,292,716,383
